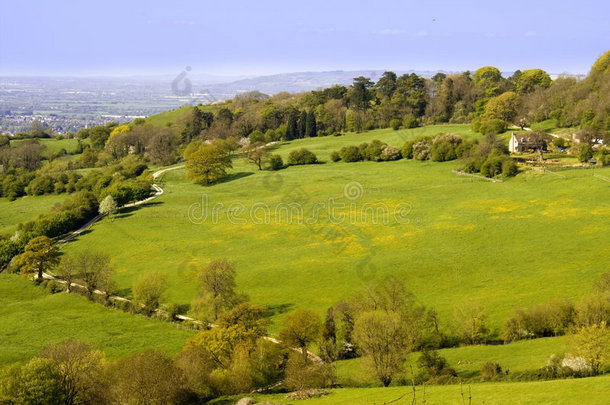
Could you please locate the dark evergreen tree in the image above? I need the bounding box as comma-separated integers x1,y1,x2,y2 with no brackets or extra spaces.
305,111,317,137
349,76,374,109
375,71,397,99
285,110,299,140
297,110,307,138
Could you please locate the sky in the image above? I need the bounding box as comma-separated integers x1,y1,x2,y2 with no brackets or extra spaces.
0,0,608,78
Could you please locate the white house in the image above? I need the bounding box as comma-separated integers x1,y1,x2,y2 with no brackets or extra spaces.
509,132,538,153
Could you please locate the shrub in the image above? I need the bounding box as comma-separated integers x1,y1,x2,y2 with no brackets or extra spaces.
287,148,318,165
476,118,506,135
389,119,401,130
413,141,431,160
578,144,594,163
268,154,284,170
417,350,457,378
330,151,341,162
402,114,419,129
480,155,504,177
501,159,519,177
380,145,401,161
284,352,334,391
401,141,415,159
248,130,265,143
430,133,463,162
363,140,386,161
338,146,362,162
481,362,503,379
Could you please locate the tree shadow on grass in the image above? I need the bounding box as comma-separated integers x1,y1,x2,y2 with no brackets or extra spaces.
209,172,254,185
265,303,294,317
114,201,164,219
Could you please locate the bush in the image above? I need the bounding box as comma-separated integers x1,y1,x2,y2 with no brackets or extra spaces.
284,352,334,391
287,148,318,165
417,350,457,379
430,133,463,162
268,154,284,170
476,118,507,135
502,159,519,177
330,151,341,162
389,119,401,130
481,362,503,379
413,141,431,160
480,155,504,177
401,141,415,159
402,114,419,129
380,146,401,161
248,130,265,143
338,146,362,162
578,144,594,163
363,140,386,161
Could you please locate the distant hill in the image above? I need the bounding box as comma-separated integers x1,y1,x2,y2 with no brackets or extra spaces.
198,70,451,99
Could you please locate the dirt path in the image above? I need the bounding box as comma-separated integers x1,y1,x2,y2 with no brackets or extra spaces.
45,163,322,362
56,165,184,245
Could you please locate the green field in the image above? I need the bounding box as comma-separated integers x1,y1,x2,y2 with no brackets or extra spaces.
58,124,610,333
10,137,84,155
215,375,610,405
144,104,215,127
336,336,570,386
0,194,67,236
0,274,194,367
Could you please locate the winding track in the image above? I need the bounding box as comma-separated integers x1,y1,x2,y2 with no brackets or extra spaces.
43,164,321,362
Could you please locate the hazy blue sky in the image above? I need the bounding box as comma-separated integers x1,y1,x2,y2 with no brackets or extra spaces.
1,0,608,77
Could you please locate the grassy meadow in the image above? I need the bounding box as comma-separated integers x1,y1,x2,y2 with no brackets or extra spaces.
0,274,194,367
57,124,610,333
10,137,84,155
335,336,570,386
0,194,66,236
214,375,610,405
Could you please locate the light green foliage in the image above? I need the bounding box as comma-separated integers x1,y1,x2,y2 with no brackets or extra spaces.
184,142,232,185
15,236,60,279
516,69,552,94
572,322,610,374
132,272,167,315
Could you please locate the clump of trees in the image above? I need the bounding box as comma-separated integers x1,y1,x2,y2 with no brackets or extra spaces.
504,272,610,344
333,139,403,163
460,134,518,177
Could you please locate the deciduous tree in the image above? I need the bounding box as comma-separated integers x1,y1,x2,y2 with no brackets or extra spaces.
15,236,60,279
185,142,232,185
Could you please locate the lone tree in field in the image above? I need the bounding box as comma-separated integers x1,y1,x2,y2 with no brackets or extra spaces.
184,142,232,185
98,195,118,217
15,236,60,279
279,308,322,363
190,258,245,321
243,142,270,170
132,272,167,315
353,310,406,387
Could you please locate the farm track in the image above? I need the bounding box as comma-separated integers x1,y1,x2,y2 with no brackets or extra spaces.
44,164,321,362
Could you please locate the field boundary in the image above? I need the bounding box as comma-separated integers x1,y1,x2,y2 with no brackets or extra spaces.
452,170,503,183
